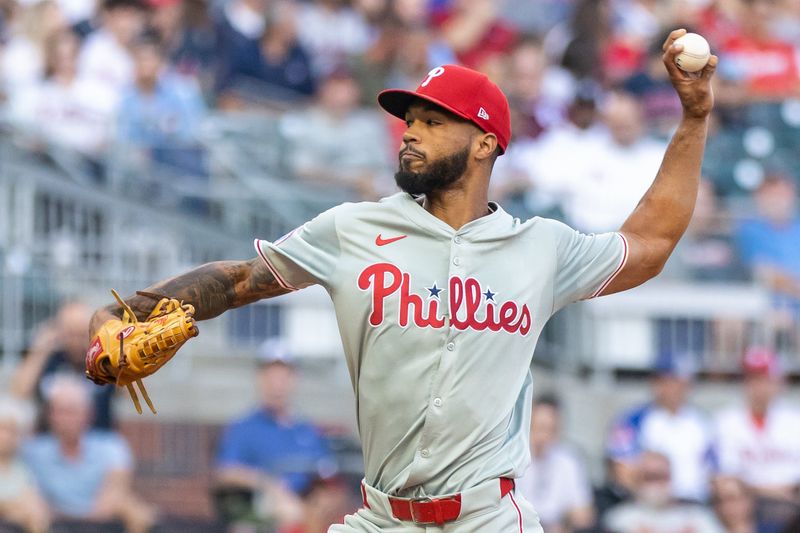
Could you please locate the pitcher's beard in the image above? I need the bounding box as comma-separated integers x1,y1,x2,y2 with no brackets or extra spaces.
395,147,470,195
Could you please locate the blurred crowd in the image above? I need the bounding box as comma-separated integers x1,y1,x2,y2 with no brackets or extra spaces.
0,0,799,203
3,301,800,532
0,302,355,531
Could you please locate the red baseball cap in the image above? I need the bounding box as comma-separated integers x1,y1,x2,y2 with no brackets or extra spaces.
742,347,782,377
378,64,511,153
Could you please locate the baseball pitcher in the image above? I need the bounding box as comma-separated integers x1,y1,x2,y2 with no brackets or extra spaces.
87,30,717,531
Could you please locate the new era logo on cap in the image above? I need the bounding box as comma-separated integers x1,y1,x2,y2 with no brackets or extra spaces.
377,65,512,153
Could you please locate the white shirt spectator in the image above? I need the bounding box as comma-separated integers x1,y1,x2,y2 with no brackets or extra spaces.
498,123,609,213
612,0,662,44
487,138,538,208
295,2,371,76
0,459,35,503
715,401,800,488
607,403,715,502
0,37,44,98
557,134,664,233
640,405,715,502
78,29,134,95
516,443,593,527
56,0,95,25
223,0,265,39
9,76,118,155
604,502,725,533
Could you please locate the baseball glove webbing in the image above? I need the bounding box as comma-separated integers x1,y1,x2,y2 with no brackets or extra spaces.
85,289,199,414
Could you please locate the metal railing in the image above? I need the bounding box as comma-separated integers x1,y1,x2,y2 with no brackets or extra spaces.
557,281,790,376
0,128,294,369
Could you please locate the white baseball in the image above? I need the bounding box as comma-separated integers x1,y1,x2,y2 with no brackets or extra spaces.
673,33,710,73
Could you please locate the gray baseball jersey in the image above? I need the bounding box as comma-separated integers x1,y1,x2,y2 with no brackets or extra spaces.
255,192,628,498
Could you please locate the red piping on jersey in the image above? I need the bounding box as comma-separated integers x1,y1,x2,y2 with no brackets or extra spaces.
360,482,371,509
590,232,630,299
253,239,298,291
509,491,524,532
275,227,300,246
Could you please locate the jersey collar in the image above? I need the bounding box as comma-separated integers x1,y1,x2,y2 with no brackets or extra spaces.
392,192,509,237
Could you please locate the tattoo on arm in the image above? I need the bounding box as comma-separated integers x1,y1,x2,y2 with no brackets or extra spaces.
99,258,289,324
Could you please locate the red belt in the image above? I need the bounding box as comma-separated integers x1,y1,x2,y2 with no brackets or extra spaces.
365,478,515,525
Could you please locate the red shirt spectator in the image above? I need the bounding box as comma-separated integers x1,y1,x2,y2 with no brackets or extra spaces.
719,34,799,98
431,0,517,70
715,0,800,101
694,2,740,48
602,37,646,85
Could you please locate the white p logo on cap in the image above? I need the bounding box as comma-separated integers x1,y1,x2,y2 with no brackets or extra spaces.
421,66,446,87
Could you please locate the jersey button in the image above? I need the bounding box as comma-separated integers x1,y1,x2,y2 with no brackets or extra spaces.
420,449,430,458
453,257,461,266
454,236,462,244
433,398,443,407
446,342,455,351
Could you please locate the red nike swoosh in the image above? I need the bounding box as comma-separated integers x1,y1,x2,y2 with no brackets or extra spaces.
375,234,407,246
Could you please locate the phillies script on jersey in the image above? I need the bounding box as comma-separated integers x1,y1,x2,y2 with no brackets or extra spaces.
358,262,532,335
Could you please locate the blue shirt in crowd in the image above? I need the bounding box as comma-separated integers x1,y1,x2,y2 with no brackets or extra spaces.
736,217,800,279
117,74,206,148
216,409,334,495
216,39,315,101
22,431,133,517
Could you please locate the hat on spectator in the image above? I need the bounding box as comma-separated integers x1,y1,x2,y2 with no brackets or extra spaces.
742,346,782,378
652,350,696,379
256,337,294,368
378,64,512,153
